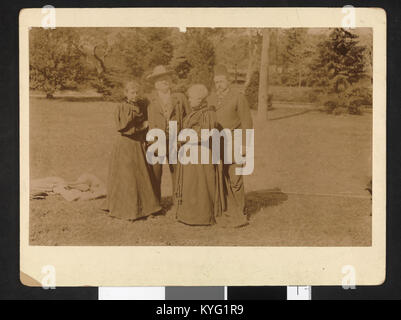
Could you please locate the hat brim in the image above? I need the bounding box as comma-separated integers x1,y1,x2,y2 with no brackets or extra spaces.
146,70,174,81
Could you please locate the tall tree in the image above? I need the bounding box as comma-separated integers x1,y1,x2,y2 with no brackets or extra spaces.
244,29,262,89
281,28,314,87
310,28,366,92
79,28,175,97
310,28,367,114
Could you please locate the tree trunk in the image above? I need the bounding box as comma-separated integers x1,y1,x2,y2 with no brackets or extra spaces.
244,61,254,90
44,80,56,99
244,33,258,89
258,29,270,120
93,45,107,75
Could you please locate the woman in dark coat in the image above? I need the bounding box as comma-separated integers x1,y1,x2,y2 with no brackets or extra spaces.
175,84,222,226
106,81,161,221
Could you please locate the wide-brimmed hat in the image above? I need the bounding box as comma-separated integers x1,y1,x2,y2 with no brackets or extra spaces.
146,65,174,81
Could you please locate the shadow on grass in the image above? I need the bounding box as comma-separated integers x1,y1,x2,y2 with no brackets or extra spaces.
245,188,288,216
161,188,288,217
268,109,312,121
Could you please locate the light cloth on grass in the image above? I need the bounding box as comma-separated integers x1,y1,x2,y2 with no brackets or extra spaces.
30,173,106,201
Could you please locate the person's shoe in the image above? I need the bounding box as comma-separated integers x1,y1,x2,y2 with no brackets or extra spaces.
215,215,230,228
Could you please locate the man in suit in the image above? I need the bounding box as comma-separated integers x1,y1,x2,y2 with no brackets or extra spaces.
146,65,190,204
207,64,253,227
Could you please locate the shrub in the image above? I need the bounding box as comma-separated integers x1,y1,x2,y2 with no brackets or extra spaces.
245,71,322,109
29,28,87,98
319,82,371,115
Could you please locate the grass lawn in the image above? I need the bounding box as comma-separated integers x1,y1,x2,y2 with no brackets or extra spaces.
29,97,372,246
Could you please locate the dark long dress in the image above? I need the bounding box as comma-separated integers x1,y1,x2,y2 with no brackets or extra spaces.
175,103,223,226
106,99,161,220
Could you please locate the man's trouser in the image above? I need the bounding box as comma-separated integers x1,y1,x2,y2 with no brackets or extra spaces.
222,162,247,224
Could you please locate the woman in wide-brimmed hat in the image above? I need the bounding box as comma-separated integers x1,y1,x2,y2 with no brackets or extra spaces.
146,65,191,207
145,65,175,82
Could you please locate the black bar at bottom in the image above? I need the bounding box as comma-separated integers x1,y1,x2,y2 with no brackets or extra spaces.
228,286,287,300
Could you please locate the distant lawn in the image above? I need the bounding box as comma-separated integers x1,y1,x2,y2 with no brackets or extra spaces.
269,85,318,103
236,84,318,110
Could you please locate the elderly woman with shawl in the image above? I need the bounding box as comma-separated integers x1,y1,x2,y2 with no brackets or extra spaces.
175,84,223,226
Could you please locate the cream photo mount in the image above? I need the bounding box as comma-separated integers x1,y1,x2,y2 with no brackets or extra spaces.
20,7,386,286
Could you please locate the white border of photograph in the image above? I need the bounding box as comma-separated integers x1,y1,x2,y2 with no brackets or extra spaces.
19,7,386,286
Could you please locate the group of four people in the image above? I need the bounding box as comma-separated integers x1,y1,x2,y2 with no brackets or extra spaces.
105,64,253,228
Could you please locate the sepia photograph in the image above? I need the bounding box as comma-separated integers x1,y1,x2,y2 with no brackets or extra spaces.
28,25,373,246
19,8,386,286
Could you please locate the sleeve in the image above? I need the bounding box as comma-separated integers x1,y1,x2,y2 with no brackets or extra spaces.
181,93,192,118
203,108,217,131
206,93,217,110
147,98,155,130
194,109,217,137
236,94,253,154
114,103,145,134
237,93,253,130
134,99,149,132
114,103,134,133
